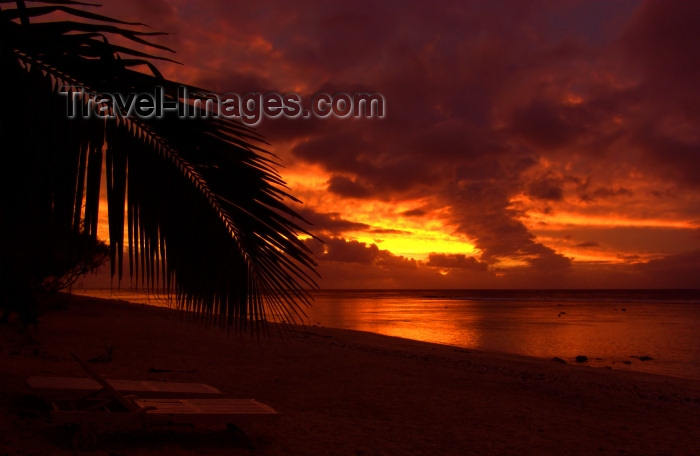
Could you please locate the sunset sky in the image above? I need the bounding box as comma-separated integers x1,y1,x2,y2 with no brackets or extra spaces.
92,0,700,289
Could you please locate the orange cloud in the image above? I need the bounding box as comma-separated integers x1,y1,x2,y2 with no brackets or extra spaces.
87,0,700,288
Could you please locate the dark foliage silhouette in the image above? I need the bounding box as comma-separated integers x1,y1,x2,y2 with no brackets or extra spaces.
0,1,317,329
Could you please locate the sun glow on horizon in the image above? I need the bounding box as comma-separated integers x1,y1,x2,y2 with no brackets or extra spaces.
279,162,479,260
348,229,477,261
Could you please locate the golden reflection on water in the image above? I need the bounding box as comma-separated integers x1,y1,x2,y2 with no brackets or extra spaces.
306,296,483,349
305,291,700,379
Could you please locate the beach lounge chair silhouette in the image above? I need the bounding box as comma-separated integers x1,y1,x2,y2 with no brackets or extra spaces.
26,375,224,400
35,353,279,451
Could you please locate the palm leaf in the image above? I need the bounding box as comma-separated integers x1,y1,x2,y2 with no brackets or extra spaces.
0,1,318,331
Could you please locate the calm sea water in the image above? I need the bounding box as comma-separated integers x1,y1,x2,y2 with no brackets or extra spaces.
74,288,700,380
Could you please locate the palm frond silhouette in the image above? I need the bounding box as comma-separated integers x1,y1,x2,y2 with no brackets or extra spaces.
0,0,317,330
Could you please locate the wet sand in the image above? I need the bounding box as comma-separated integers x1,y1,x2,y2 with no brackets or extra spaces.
1,294,699,455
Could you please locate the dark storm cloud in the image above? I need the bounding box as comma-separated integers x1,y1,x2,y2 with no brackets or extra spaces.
622,1,700,102
306,238,379,265
636,249,700,288
295,208,413,241
509,100,589,150
292,131,370,174
304,237,417,268
294,208,369,235
196,71,276,94
426,254,488,272
578,186,633,202
620,1,700,188
99,0,700,286
632,130,700,189
327,175,372,199
528,246,573,272
401,209,426,217
280,2,700,284
369,229,410,235
527,175,565,201
575,242,600,248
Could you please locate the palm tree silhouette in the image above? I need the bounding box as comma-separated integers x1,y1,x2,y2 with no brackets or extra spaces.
0,1,317,330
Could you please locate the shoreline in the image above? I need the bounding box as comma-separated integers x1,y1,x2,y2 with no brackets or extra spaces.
1,293,699,455
71,288,700,381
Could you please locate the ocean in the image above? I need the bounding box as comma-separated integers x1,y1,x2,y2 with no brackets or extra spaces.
74,288,700,380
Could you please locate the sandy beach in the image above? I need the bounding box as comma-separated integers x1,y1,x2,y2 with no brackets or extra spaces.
1,294,699,456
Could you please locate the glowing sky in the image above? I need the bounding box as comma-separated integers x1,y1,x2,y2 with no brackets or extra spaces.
93,0,700,289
